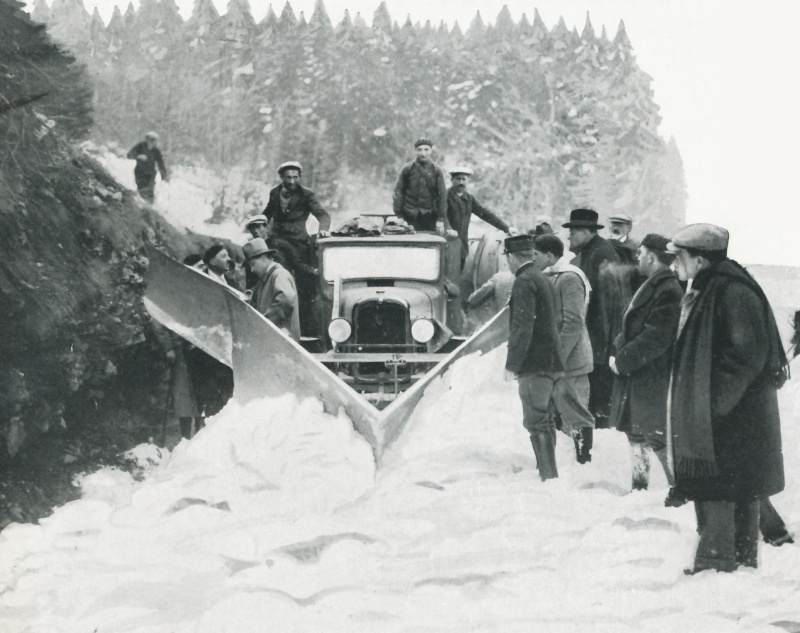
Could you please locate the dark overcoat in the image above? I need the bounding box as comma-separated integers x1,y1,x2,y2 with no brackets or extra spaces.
446,187,509,267
609,269,682,437
671,263,785,502
263,184,331,241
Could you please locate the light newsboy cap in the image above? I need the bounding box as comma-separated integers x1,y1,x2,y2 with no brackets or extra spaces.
244,213,268,228
608,213,633,224
449,166,473,177
277,161,303,175
668,223,729,253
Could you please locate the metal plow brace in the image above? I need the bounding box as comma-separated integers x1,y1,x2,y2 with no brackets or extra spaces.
144,246,509,461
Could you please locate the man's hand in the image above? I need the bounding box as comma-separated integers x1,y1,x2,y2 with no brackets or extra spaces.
136,154,148,162
507,226,520,236
446,229,458,238
609,356,619,375
504,369,516,382
165,350,176,363
318,230,330,238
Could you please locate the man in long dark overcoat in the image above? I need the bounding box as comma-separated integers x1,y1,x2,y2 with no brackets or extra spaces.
669,223,789,574
608,234,682,494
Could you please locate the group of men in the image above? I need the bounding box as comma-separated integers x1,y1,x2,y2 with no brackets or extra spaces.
504,209,793,574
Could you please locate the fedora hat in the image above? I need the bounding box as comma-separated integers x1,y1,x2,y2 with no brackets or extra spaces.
243,238,276,263
562,208,603,229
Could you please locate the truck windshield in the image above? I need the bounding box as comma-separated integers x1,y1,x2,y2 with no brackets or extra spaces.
322,246,440,282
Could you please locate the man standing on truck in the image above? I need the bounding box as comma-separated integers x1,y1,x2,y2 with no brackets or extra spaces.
262,161,330,336
127,131,168,203
446,166,519,269
393,139,457,237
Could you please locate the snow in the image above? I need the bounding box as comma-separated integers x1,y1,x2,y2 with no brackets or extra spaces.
0,335,799,631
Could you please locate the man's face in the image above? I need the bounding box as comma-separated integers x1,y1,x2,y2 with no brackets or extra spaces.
247,254,270,277
609,221,631,240
281,169,301,190
452,174,469,193
672,248,703,282
415,144,432,162
248,223,269,240
531,248,553,271
568,228,592,251
208,249,231,274
146,136,158,149
637,245,652,276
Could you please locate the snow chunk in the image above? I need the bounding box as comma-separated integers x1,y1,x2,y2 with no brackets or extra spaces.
373,127,387,137
233,62,254,77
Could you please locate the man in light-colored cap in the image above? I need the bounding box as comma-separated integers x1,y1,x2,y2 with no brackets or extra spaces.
668,223,791,574
262,161,330,336
244,214,269,241
608,213,638,266
127,131,168,203
243,237,300,341
446,166,519,269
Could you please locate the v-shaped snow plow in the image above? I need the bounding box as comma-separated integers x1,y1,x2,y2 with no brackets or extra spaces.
144,245,509,460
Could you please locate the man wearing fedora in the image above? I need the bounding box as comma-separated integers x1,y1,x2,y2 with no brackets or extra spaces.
504,234,564,481
608,234,682,496
446,166,519,269
668,223,790,573
393,139,456,236
243,237,301,341
563,208,629,429
262,161,330,336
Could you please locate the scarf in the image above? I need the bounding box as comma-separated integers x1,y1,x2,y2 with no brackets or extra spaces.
670,259,789,479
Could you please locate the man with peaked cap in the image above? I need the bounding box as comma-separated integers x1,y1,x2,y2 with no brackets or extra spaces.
668,224,790,573
563,208,629,429
446,166,519,269
243,237,301,341
393,139,456,236
608,213,638,261
127,131,168,203
503,234,564,481
608,234,682,496
244,214,270,241
262,161,330,336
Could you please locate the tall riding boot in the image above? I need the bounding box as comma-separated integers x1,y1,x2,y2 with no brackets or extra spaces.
630,440,650,491
573,427,593,464
531,432,558,481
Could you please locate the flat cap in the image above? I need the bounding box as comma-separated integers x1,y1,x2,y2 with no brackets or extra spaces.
244,213,268,228
503,234,535,254
414,138,434,148
640,233,671,253
145,131,159,140
449,165,473,177
277,161,303,175
608,213,633,224
668,223,729,253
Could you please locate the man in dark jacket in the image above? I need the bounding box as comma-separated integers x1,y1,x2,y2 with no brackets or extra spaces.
608,234,682,494
446,166,518,268
393,139,456,235
127,131,168,203
263,161,330,336
669,223,789,573
504,234,565,481
564,208,629,429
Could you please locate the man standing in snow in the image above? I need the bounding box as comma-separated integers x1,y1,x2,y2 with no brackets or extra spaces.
607,213,638,263
393,139,456,236
607,234,682,496
669,224,789,573
530,233,595,465
504,234,564,481
127,131,168,203
446,166,519,269
243,237,301,341
262,161,330,336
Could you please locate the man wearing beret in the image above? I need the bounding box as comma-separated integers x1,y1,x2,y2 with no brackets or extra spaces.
563,208,629,429
262,161,330,335
243,237,301,341
393,139,456,236
669,223,790,573
504,234,565,481
446,166,519,269
608,234,682,497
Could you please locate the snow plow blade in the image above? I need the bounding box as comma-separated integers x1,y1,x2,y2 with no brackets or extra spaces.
144,247,509,459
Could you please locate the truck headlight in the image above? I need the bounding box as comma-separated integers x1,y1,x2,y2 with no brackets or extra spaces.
328,318,352,343
411,318,435,343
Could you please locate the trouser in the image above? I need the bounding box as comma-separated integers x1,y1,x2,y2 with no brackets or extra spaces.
626,430,674,486
551,374,594,433
272,232,317,336
693,500,759,572
404,210,438,232
518,373,558,436
588,364,614,427
760,498,790,542
135,173,156,203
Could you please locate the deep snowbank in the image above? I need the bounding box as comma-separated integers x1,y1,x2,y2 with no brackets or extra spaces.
0,344,798,632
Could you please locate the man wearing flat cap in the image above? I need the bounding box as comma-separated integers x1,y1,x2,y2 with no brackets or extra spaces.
668,223,790,573
262,161,330,335
608,213,638,262
446,166,519,269
127,131,169,203
563,208,629,429
393,139,455,236
608,233,682,497
504,234,564,481
243,237,301,341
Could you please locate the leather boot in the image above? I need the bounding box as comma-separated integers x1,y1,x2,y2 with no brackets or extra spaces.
630,440,650,491
573,427,593,464
531,432,558,481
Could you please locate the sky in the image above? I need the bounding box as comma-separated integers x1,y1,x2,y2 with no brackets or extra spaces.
28,0,800,266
